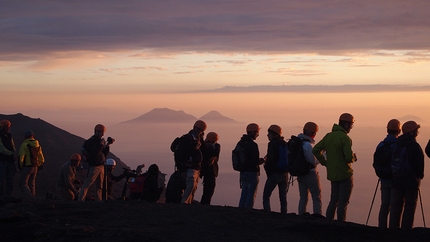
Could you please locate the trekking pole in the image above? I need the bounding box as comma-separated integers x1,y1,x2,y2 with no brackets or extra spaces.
419,188,426,228
286,175,293,193
366,179,380,226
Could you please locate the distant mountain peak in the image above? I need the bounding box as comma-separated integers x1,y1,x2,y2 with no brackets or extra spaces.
120,108,197,124
199,110,240,123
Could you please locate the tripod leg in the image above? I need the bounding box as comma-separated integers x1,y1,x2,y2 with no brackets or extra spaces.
366,179,380,226
419,188,426,228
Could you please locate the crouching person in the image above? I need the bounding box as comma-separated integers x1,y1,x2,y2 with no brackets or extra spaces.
57,153,82,201
130,164,163,202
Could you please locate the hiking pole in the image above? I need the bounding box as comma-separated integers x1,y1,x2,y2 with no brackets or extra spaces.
286,175,293,193
419,188,426,228
366,179,380,226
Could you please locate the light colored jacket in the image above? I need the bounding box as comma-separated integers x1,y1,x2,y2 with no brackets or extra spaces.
18,138,44,168
312,124,356,181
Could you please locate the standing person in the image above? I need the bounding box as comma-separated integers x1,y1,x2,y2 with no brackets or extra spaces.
0,120,16,199
237,123,264,209
200,132,220,205
262,125,288,214
18,130,45,198
297,122,323,217
176,120,207,204
78,124,114,201
312,113,357,221
374,119,401,228
389,121,424,229
57,153,82,201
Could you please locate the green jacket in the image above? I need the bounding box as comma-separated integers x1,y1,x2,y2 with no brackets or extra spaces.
312,124,356,181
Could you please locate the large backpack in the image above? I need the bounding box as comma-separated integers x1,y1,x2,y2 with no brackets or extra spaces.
391,144,412,178
165,170,186,203
129,173,149,194
373,141,395,179
232,141,246,171
277,141,289,172
287,135,311,176
27,144,41,167
170,135,188,170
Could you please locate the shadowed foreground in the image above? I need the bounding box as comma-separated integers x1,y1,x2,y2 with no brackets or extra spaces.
1,198,429,242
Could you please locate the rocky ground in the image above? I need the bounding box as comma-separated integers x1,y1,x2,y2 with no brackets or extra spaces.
1,197,430,242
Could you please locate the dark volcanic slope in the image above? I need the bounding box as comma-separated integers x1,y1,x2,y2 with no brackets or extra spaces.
1,199,429,242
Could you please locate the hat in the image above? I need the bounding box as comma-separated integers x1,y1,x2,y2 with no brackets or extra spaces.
402,121,420,134
24,130,34,137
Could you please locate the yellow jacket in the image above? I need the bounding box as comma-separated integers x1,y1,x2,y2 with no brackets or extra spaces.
19,138,44,169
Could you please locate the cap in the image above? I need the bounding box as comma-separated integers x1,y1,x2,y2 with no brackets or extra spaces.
206,132,219,142
24,130,34,137
387,119,401,131
339,113,355,123
194,120,207,131
303,122,319,133
268,124,282,135
106,158,116,166
246,123,260,132
402,121,420,134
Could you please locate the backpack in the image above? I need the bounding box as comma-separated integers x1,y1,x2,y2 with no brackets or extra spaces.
373,141,394,179
129,173,148,194
276,141,289,172
391,144,413,178
287,135,311,176
27,144,41,167
170,135,187,170
232,141,246,171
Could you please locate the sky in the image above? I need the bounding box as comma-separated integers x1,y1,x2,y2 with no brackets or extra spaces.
1,0,430,124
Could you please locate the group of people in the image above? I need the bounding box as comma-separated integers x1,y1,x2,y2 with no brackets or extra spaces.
234,113,355,220
57,124,163,202
0,121,161,202
0,120,45,200
1,115,430,229
230,113,430,229
375,119,428,229
166,120,220,205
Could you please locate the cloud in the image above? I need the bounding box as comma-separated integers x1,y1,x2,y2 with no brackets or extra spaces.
2,1,430,61
197,84,430,93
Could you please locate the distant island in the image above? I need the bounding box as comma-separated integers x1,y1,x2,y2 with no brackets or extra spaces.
119,108,241,124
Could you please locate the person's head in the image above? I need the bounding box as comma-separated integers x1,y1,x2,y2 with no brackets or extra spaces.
205,132,219,144
246,123,260,140
105,158,116,172
339,113,354,133
402,120,420,138
70,153,81,167
193,120,207,138
148,164,160,177
386,119,401,137
94,124,106,138
24,129,34,139
267,124,282,141
303,122,319,138
0,120,11,133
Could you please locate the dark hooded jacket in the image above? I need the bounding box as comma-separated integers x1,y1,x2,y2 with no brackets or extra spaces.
264,136,287,175
392,133,424,189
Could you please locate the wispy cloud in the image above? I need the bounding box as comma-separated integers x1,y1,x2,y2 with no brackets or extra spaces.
196,84,430,93
2,1,430,61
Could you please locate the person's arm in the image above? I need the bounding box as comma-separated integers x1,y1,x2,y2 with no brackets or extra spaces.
303,142,318,166
342,136,356,163
312,137,327,166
